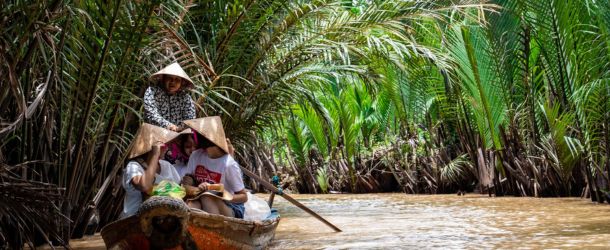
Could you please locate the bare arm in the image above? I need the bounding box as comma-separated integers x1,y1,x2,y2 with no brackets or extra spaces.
231,189,248,203
130,144,162,193
182,175,202,197
224,158,246,203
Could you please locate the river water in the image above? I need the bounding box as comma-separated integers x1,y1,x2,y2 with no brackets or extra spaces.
68,193,610,249
269,193,610,249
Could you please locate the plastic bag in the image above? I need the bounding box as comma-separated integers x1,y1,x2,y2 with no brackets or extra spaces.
243,192,271,221
152,180,186,199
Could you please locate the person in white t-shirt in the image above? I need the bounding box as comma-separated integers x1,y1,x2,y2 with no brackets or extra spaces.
120,123,181,218
181,117,248,218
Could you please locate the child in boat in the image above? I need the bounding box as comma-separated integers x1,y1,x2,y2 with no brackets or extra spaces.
165,129,197,178
166,128,235,179
144,62,196,132
120,123,182,218
181,116,248,219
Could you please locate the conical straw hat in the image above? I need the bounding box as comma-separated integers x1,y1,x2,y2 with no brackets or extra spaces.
150,62,194,89
128,123,181,159
183,116,229,154
179,128,193,135
200,189,233,201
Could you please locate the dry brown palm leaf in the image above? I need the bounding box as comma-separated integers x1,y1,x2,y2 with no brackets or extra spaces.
0,165,67,248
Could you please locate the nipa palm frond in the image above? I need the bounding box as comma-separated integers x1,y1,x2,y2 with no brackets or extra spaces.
440,154,474,184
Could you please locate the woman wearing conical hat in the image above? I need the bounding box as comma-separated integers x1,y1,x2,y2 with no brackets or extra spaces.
144,62,196,132
121,123,182,218
181,116,248,219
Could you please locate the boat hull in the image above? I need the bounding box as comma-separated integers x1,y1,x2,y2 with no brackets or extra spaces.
101,198,280,250
185,210,280,250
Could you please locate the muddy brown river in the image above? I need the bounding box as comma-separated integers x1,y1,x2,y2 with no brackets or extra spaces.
68,193,610,249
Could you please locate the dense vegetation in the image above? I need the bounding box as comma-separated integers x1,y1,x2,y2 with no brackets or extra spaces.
263,0,610,199
0,0,608,248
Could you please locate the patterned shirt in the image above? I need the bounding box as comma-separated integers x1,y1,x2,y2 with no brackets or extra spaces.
143,86,196,128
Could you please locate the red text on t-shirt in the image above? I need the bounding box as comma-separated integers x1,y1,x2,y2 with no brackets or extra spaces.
194,165,222,184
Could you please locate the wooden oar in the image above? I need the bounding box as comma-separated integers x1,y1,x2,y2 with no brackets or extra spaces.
239,166,342,232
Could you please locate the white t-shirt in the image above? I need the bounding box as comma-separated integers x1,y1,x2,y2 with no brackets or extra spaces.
185,149,245,195
121,160,181,218
172,159,189,178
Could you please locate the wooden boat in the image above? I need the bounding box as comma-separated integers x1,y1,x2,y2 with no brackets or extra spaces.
101,196,280,250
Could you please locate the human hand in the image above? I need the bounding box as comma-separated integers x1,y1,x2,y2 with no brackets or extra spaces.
181,175,195,186
197,182,210,192
184,185,202,197
150,142,165,157
176,124,186,132
167,124,179,131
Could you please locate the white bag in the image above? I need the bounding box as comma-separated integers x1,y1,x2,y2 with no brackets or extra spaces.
243,192,271,221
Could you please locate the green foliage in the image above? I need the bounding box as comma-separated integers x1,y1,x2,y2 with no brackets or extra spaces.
539,102,583,183
316,167,330,194
446,25,506,150
293,102,330,160
267,0,609,198
440,154,474,184
3,0,610,244
286,114,310,167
